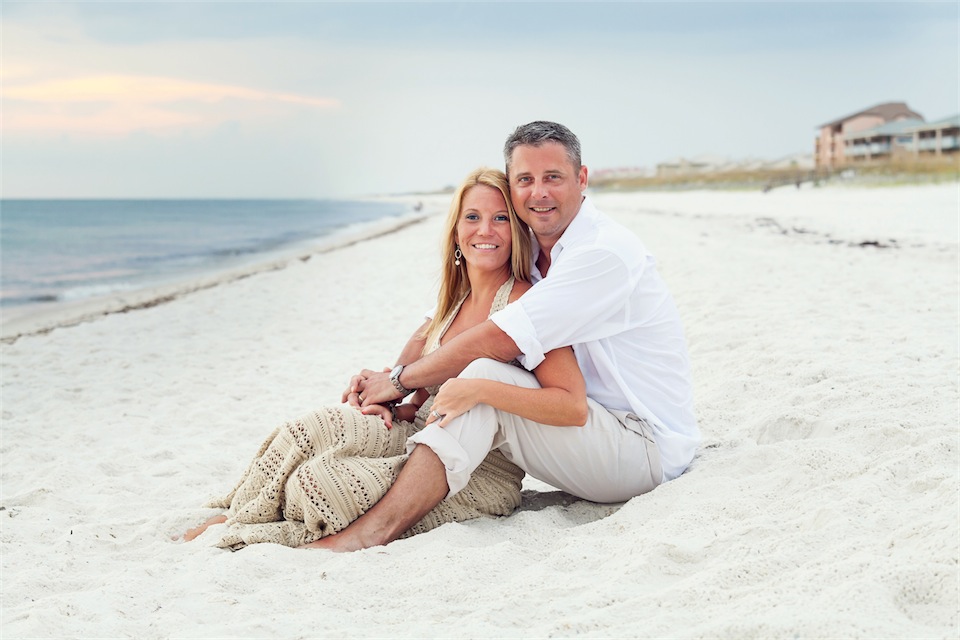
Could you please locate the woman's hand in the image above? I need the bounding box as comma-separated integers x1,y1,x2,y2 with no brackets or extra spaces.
342,367,390,407
425,379,484,427
359,403,396,430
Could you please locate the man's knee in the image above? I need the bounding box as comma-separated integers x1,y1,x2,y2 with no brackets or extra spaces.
459,358,506,380
459,358,525,383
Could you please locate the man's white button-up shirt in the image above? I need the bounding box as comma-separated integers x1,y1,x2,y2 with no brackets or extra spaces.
491,196,699,481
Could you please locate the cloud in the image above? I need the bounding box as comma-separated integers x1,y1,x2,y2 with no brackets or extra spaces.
2,75,340,136
0,63,37,81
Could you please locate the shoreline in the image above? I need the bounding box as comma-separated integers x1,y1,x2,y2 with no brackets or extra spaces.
8,182,953,344
0,195,448,343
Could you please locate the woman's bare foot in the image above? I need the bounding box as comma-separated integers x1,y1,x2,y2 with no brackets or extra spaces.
181,514,227,542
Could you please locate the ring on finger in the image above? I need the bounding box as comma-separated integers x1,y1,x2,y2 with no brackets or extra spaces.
358,394,365,402
430,409,444,420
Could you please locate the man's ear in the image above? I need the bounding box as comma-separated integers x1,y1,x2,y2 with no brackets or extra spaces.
579,165,589,191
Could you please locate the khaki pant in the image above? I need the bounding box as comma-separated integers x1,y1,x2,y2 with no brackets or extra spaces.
407,358,663,504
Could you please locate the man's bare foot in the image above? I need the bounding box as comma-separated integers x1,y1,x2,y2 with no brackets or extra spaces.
181,514,227,542
299,446,447,552
299,529,380,552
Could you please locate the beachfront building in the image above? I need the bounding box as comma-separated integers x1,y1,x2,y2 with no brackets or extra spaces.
815,102,923,169
842,118,925,163
842,114,959,163
905,115,960,158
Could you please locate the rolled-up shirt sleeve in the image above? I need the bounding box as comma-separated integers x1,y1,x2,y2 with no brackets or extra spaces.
491,247,637,370
490,300,544,369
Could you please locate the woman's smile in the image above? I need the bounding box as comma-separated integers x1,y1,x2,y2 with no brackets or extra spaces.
456,185,513,271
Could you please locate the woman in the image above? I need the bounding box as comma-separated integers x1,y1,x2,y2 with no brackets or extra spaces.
182,168,586,549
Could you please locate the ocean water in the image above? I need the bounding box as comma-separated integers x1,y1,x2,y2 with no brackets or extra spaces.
0,199,413,311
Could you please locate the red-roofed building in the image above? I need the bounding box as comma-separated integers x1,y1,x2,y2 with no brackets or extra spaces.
815,102,924,169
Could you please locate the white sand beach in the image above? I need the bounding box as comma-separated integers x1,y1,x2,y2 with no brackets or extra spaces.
2,184,957,638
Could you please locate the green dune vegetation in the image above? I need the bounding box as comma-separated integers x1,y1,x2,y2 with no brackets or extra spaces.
590,156,959,192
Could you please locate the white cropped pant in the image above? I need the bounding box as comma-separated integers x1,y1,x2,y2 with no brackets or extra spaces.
406,359,662,504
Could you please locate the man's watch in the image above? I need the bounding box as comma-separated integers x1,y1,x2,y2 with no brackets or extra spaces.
389,364,415,397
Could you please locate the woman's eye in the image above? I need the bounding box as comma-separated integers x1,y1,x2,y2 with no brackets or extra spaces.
465,213,480,220
495,215,509,222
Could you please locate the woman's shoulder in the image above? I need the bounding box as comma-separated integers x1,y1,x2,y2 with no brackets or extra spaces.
508,279,533,302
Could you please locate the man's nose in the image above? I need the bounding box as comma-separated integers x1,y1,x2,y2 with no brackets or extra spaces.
531,180,549,199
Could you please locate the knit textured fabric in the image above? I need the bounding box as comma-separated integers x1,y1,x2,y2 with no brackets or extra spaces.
207,278,523,550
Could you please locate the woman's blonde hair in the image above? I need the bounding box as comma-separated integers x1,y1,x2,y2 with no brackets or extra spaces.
420,167,531,352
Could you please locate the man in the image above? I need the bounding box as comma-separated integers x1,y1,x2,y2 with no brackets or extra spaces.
309,121,698,551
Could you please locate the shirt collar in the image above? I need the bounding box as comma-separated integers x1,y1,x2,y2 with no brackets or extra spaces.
529,194,595,279
554,195,596,255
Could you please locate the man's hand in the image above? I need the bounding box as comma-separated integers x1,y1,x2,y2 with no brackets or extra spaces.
358,370,403,406
342,368,389,408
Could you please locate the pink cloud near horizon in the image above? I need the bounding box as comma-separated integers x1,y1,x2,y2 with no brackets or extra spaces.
2,74,340,136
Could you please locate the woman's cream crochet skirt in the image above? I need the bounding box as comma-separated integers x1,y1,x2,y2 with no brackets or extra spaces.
207,405,523,550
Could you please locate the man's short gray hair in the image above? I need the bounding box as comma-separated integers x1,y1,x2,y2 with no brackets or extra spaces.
503,121,582,173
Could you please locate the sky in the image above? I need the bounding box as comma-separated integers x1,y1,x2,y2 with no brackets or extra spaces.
2,1,958,198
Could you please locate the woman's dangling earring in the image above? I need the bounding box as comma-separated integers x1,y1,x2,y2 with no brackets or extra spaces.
454,246,462,266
